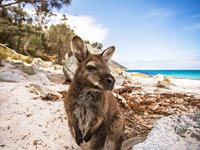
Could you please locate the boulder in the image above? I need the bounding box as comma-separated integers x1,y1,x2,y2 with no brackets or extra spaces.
32,58,53,68
154,74,174,89
1,59,38,75
27,73,51,85
115,77,125,86
28,83,61,97
111,68,125,86
132,113,200,150
19,63,38,75
62,44,100,82
154,74,172,83
0,70,26,82
63,53,77,81
131,72,149,78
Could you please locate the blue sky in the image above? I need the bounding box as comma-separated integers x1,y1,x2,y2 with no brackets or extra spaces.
60,0,200,69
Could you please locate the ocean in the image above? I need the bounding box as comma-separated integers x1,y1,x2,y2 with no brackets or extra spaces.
125,70,200,80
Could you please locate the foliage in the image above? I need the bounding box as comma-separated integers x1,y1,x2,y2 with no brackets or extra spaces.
0,0,75,64
0,0,104,64
44,24,75,63
0,0,72,26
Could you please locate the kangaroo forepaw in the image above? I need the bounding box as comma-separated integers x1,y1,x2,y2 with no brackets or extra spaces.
75,133,83,145
84,131,92,142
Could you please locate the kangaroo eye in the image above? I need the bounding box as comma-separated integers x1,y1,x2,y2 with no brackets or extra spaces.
87,65,97,71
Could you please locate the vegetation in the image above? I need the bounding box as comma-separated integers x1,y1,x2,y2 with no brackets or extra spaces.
0,44,33,63
44,24,75,63
0,0,103,64
0,0,73,64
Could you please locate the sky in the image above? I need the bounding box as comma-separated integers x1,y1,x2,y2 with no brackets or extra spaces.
49,0,200,69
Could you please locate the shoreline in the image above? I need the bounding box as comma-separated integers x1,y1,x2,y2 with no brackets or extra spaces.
125,70,200,81
124,71,200,95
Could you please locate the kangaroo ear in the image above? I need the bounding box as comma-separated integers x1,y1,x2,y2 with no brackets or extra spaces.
72,36,89,63
101,46,115,63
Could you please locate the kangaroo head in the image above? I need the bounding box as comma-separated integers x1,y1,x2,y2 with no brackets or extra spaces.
71,36,115,91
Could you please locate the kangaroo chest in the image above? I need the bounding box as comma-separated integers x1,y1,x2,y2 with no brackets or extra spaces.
72,90,103,135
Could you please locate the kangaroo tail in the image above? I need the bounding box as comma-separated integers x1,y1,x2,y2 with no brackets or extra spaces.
121,136,146,150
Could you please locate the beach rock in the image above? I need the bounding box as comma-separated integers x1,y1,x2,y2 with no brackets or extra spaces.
121,71,136,85
154,74,172,83
19,63,38,75
54,64,63,70
47,73,65,84
110,68,126,86
115,77,125,86
156,80,171,89
27,73,51,85
1,59,38,75
0,70,26,82
28,83,61,97
0,59,19,67
132,113,200,150
63,44,102,81
113,72,125,86
32,58,53,68
63,53,77,81
131,72,149,78
154,74,174,89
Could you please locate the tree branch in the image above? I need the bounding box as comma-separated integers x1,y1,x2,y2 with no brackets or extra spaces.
0,1,20,7
0,0,39,8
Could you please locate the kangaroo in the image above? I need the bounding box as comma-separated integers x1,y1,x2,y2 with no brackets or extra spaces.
64,36,124,150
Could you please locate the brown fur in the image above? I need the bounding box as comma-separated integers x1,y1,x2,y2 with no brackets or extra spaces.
64,36,124,150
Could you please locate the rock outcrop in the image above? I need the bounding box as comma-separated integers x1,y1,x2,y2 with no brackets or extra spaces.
132,113,200,150
0,69,26,82
154,74,174,89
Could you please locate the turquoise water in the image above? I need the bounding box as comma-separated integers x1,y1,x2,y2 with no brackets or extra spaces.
125,70,200,80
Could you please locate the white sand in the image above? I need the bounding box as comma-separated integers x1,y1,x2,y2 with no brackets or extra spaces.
171,78,200,95
130,76,200,96
0,82,78,150
1,61,200,150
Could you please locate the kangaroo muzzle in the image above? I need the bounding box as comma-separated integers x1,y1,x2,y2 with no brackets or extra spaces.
99,74,115,91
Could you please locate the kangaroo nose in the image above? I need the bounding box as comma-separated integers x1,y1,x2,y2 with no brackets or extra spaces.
106,76,115,85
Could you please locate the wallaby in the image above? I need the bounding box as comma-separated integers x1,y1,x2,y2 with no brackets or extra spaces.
64,36,124,150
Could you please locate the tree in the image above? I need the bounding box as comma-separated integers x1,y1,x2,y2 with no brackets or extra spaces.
44,23,75,64
0,0,73,63
0,0,72,27
0,0,71,10
0,4,34,51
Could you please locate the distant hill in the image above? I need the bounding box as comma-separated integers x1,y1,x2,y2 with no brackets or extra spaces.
109,60,127,70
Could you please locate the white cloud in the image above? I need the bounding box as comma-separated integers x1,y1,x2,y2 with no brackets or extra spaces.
48,13,109,43
67,15,109,43
24,5,109,43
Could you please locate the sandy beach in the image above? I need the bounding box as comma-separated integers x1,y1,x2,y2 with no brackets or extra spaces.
0,60,200,150
1,1,200,149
